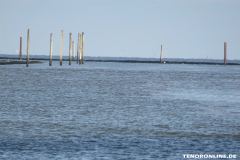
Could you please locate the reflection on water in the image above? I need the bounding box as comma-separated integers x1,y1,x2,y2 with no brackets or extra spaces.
0,60,240,159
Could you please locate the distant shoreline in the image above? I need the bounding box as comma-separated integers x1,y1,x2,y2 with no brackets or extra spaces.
0,56,239,65
0,58,43,65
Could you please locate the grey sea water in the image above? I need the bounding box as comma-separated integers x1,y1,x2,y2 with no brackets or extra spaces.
0,58,240,159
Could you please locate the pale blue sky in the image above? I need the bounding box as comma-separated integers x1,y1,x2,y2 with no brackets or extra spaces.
0,0,239,59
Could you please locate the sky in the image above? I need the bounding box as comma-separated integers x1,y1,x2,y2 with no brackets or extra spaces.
0,0,239,59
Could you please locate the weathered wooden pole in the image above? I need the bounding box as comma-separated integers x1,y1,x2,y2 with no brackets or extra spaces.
69,33,72,65
224,42,227,66
82,32,84,64
160,45,163,64
72,41,75,61
0,25,1,43
77,33,80,64
20,37,22,60
60,30,63,66
26,29,30,67
79,34,82,65
49,33,53,66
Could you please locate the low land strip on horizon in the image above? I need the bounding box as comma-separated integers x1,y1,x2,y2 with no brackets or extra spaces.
0,56,239,65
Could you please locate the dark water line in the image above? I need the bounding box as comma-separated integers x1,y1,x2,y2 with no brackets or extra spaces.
0,60,42,65
1,56,240,65
85,60,240,65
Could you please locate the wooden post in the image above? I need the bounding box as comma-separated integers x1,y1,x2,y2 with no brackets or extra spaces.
160,45,163,64
224,42,227,66
49,33,53,66
69,33,72,65
26,29,30,67
60,30,63,66
20,37,22,60
72,41,75,61
82,32,84,64
79,34,82,65
79,34,81,65
0,25,1,44
77,33,80,64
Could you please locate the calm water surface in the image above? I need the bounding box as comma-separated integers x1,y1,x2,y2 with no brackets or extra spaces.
0,60,240,159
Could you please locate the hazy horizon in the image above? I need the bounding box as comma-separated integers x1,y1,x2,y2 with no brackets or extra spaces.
0,0,239,60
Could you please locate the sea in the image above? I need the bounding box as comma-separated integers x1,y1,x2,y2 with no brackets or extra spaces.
0,55,240,159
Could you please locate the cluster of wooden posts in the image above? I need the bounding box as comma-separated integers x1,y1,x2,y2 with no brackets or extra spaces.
20,29,85,67
0,25,229,66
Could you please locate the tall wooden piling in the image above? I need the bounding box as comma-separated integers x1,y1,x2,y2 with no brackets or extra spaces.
82,32,84,64
49,33,53,66
20,37,22,60
72,41,75,61
26,29,30,67
224,42,227,66
0,25,1,43
60,30,63,66
77,33,80,64
79,34,82,65
160,45,163,63
69,33,72,65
